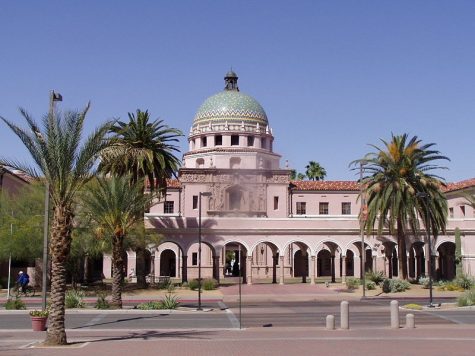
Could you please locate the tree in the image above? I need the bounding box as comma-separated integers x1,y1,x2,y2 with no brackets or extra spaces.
0,105,111,345
0,184,44,262
290,169,306,181
305,161,327,181
355,134,448,280
99,109,182,287
80,176,152,308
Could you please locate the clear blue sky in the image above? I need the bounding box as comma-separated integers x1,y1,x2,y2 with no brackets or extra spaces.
1,1,474,182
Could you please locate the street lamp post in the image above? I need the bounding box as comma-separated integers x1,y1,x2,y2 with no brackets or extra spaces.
41,90,62,311
417,192,434,307
359,162,367,298
198,191,211,311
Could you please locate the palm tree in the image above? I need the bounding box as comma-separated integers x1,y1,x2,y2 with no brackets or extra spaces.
0,104,111,345
81,176,152,308
305,161,327,181
355,134,448,280
99,109,182,287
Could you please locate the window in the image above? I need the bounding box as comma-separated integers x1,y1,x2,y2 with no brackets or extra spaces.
215,135,222,146
274,196,279,210
449,207,454,218
341,202,351,215
192,252,198,266
319,202,329,215
296,202,306,215
261,137,266,149
192,195,198,209
247,136,254,147
164,201,174,214
461,205,466,217
201,136,207,147
231,135,239,146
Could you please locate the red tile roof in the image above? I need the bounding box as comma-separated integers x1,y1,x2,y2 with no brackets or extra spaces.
291,180,360,191
146,178,181,189
444,178,475,192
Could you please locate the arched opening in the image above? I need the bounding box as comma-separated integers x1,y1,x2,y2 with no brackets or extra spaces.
317,249,332,277
160,249,177,277
223,242,248,283
294,250,309,278
247,242,279,284
391,247,398,277
437,242,456,280
345,250,354,277
409,242,425,280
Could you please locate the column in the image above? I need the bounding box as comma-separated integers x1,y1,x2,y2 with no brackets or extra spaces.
279,255,285,285
181,255,188,283
212,256,220,283
310,256,316,285
272,255,278,284
246,256,253,285
341,256,346,283
331,255,336,283
177,249,181,278
373,255,377,273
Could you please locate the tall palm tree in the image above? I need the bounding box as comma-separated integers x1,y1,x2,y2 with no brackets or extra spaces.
99,109,182,287
355,134,449,280
81,176,152,308
0,104,111,345
305,161,327,181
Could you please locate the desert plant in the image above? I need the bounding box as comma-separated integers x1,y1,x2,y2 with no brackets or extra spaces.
95,293,110,309
203,278,218,291
345,277,360,290
418,276,430,289
136,301,161,310
366,281,376,290
65,289,85,309
188,279,199,291
456,275,474,290
382,279,392,293
457,289,475,307
4,297,26,310
390,279,411,292
160,294,180,309
366,271,385,285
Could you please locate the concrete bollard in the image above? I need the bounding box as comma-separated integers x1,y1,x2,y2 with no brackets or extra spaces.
340,301,349,329
326,315,335,330
390,300,399,329
405,313,415,328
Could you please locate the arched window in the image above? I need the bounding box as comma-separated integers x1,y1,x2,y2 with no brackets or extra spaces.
230,157,241,169
196,158,205,168
229,189,242,210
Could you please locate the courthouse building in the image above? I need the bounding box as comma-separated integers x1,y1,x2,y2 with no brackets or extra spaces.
103,71,475,284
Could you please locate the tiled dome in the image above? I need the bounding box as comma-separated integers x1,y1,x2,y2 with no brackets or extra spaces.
192,71,268,129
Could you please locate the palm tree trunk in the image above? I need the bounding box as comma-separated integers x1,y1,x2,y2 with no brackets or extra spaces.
397,219,408,280
44,205,73,346
111,234,124,308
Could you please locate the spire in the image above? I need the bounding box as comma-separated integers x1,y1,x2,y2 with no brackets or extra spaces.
224,69,239,91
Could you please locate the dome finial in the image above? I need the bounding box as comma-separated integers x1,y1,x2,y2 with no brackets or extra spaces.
224,69,239,91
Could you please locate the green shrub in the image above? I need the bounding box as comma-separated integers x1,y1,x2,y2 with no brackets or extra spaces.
345,277,360,290
382,279,391,293
4,297,26,310
203,278,218,290
65,289,85,308
188,279,199,291
390,279,411,293
381,278,410,293
95,293,110,309
366,271,384,285
366,281,376,290
418,276,430,289
403,303,423,310
456,275,474,290
136,301,162,310
457,289,475,307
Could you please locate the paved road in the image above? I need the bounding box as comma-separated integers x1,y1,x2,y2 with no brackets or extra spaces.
2,299,474,331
